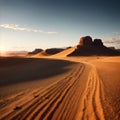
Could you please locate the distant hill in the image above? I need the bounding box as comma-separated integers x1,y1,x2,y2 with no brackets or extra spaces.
68,36,120,56
27,36,120,57
45,48,65,55
116,49,120,52
28,49,43,54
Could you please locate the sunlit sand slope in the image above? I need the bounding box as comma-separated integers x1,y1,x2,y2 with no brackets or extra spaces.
51,46,76,57
92,59,120,120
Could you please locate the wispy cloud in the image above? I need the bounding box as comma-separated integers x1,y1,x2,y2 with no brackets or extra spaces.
103,32,120,44
104,38,120,44
0,24,58,34
103,37,120,49
47,31,58,34
103,32,120,48
113,32,120,35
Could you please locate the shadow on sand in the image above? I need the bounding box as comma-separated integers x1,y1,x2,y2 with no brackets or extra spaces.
0,57,77,86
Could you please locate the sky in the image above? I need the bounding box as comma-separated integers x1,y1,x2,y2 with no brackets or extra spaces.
0,0,120,51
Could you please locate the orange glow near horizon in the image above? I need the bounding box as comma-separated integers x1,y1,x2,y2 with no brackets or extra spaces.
0,45,7,56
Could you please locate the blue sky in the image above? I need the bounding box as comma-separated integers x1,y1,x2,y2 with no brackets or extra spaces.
0,0,120,51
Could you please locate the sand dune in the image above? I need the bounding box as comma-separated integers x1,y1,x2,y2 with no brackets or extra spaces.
91,60,120,120
51,46,76,58
0,56,120,120
33,51,49,57
45,48,65,55
32,47,76,58
29,48,66,58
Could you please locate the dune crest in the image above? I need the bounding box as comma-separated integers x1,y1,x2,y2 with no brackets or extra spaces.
51,46,76,57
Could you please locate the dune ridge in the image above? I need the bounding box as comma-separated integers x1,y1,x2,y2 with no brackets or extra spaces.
51,46,76,58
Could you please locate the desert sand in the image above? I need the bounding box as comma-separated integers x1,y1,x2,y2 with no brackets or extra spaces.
0,55,120,120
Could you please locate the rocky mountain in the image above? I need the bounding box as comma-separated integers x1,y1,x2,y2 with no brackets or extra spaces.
68,36,120,56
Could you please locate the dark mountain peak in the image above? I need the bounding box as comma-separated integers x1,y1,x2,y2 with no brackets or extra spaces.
93,39,103,46
79,36,93,46
68,36,120,56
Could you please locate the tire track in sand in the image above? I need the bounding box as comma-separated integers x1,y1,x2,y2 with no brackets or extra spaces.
0,62,106,120
1,64,84,120
76,64,105,120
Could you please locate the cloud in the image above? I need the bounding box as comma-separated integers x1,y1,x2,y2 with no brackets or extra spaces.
114,32,120,35
103,37,120,49
0,24,43,32
104,38,120,44
47,32,58,34
0,24,58,34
